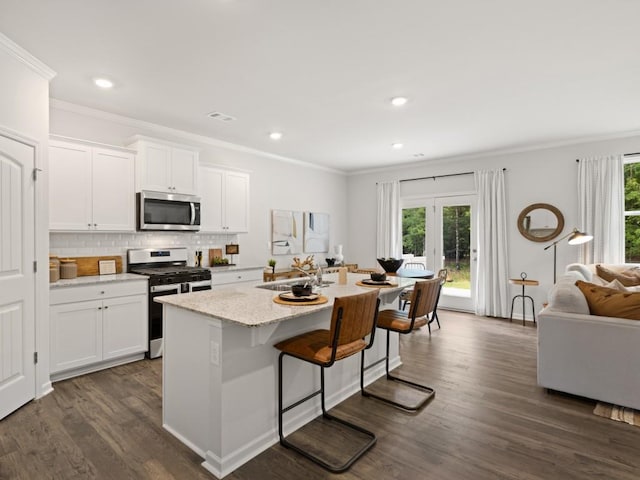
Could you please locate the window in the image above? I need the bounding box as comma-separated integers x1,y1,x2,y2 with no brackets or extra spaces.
624,160,640,262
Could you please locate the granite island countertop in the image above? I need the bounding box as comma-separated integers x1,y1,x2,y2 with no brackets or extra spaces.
50,272,148,289
155,272,416,327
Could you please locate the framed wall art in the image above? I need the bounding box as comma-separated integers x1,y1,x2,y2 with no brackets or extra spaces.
303,211,330,253
271,210,303,255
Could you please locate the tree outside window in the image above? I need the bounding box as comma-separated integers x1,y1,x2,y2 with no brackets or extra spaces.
624,161,640,262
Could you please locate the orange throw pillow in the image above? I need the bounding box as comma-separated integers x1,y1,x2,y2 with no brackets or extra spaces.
575,280,640,320
595,264,640,287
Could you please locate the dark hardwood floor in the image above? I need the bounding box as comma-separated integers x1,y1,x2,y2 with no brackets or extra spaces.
2,311,639,479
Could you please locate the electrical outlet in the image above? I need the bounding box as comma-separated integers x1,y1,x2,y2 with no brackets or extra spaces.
210,340,220,365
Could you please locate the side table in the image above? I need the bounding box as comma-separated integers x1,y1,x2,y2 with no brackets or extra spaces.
509,277,539,325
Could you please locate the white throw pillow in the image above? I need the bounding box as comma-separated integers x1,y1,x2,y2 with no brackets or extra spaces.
547,275,590,314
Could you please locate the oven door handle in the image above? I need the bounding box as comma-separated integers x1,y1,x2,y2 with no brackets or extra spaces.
190,202,196,225
150,284,182,293
188,280,212,291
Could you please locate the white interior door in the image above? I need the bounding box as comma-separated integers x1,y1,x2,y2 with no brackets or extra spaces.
0,133,36,420
402,194,476,312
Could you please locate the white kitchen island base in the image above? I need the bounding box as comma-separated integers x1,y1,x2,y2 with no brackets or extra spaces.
159,275,411,478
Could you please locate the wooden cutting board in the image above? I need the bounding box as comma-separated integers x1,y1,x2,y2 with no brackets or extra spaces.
209,248,223,266
56,255,123,276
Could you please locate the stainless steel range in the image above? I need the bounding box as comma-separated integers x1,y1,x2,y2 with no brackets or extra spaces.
128,247,212,358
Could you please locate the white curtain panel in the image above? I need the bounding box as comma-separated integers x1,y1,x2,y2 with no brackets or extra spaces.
474,169,510,317
376,181,402,259
578,155,624,264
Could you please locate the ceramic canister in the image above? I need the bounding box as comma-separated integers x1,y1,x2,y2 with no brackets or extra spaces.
60,258,78,279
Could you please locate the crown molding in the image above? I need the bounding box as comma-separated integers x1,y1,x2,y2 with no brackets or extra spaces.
349,129,640,177
0,32,55,81
50,99,345,175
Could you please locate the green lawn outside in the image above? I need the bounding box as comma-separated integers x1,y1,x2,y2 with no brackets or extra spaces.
443,259,470,290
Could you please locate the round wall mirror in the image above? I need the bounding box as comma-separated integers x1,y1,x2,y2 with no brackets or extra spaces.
517,203,564,242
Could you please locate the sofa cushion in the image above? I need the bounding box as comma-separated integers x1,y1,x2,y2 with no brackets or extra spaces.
575,280,640,320
566,263,593,282
595,264,640,287
548,273,590,314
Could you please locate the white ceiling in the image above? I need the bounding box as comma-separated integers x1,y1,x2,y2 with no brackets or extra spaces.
2,0,640,172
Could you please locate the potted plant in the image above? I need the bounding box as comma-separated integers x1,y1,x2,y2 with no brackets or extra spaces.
268,259,277,274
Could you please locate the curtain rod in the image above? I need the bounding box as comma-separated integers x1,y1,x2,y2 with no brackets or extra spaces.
398,167,506,183
575,152,640,162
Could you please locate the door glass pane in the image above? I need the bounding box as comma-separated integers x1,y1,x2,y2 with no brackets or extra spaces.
402,207,426,264
442,205,471,291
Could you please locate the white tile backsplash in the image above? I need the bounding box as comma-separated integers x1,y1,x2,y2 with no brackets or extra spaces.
50,232,237,267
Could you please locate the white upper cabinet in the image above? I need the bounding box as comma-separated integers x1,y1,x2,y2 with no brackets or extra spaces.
49,138,135,231
127,136,198,195
199,164,250,233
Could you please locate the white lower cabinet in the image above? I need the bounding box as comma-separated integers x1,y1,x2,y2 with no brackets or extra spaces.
210,268,263,288
50,279,148,381
50,300,103,373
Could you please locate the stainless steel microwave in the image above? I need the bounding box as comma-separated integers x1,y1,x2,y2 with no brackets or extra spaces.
137,191,201,231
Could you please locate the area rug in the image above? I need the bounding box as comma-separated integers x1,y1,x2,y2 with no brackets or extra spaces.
593,402,640,427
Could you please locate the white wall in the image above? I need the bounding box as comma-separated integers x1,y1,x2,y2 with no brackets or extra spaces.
347,134,640,317
49,102,348,270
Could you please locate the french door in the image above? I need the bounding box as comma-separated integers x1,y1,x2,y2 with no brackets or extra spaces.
402,194,477,311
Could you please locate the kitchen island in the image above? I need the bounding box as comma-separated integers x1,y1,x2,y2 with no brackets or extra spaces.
156,272,416,478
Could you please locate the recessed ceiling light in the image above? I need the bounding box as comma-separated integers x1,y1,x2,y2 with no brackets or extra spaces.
94,77,114,89
269,132,283,140
390,96,408,106
392,143,404,149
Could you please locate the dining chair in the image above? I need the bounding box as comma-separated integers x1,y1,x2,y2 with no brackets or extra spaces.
428,268,448,332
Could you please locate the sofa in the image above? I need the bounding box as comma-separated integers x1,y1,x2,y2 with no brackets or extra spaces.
537,264,640,410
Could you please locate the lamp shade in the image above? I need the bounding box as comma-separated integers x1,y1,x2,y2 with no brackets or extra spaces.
567,229,593,246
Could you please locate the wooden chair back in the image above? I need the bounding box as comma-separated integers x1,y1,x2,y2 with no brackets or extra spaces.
408,277,441,319
329,290,379,347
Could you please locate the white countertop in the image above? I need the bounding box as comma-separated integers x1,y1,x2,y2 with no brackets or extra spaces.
156,272,415,327
50,273,148,289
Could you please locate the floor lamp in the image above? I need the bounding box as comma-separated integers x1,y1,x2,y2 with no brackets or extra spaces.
544,228,593,283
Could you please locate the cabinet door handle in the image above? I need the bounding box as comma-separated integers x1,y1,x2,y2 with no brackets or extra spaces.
98,306,102,310
100,291,105,294
104,306,109,309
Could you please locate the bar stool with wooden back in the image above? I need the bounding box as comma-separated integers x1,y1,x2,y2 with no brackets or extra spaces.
397,262,426,310
361,278,440,411
274,289,380,472
400,268,447,335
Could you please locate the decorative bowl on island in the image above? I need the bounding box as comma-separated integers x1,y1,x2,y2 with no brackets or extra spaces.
376,258,404,273
291,283,313,297
370,272,387,282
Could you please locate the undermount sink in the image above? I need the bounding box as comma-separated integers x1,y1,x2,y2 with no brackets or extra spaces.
255,280,334,291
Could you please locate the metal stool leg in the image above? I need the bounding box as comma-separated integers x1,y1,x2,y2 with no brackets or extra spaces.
510,284,536,325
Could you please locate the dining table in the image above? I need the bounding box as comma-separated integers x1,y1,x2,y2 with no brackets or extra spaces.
392,268,435,279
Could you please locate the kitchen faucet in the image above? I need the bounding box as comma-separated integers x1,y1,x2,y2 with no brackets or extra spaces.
294,267,319,286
